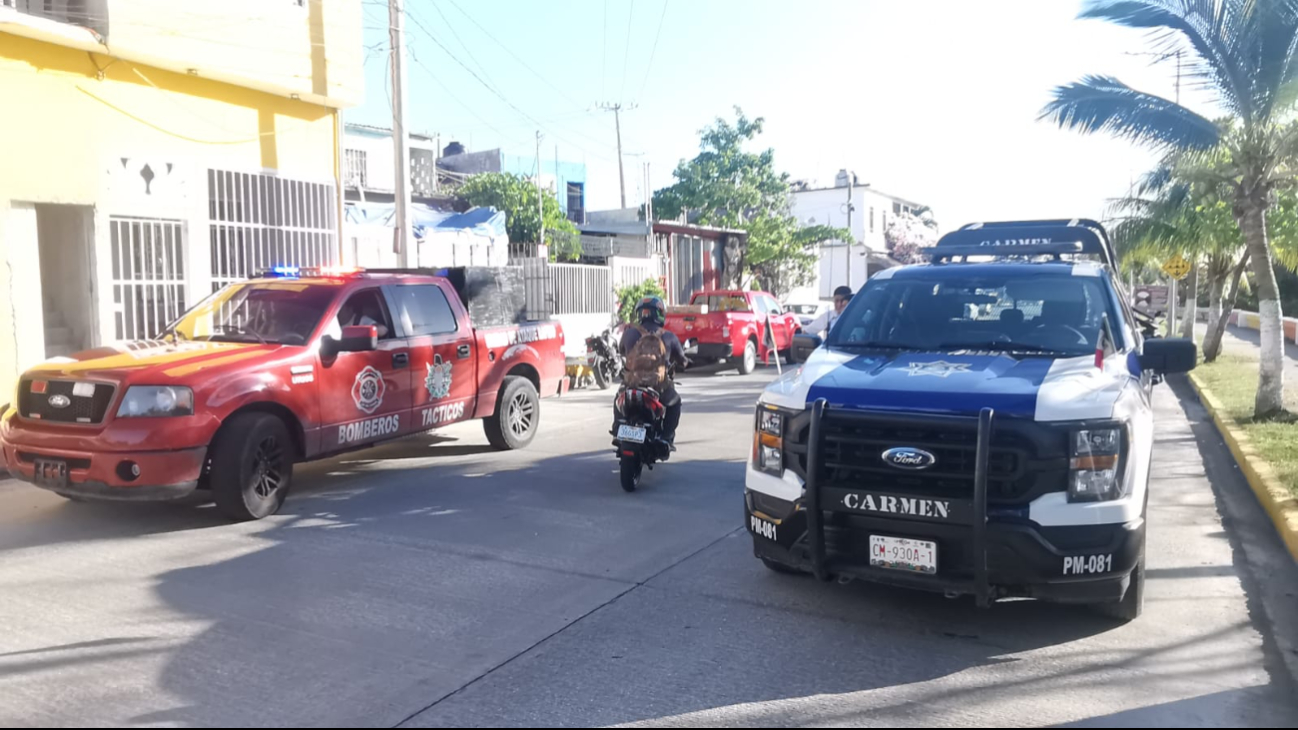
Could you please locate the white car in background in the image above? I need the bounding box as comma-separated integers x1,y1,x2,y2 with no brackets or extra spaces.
784,301,830,328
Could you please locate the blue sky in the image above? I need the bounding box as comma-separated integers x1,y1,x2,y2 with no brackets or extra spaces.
351,0,1219,230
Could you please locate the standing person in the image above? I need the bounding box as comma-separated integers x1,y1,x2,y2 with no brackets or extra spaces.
806,286,853,336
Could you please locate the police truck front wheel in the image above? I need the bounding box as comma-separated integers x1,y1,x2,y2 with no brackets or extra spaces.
209,413,294,521
485,376,540,450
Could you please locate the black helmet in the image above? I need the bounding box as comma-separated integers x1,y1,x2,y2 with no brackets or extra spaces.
636,296,666,326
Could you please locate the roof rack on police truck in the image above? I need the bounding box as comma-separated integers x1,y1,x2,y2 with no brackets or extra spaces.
923,219,1118,269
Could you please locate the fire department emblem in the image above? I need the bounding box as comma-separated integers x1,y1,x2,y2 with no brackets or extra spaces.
352,366,386,413
425,355,453,399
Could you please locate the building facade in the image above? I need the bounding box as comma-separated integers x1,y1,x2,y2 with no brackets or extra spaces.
790,171,929,298
439,146,587,223
0,0,362,399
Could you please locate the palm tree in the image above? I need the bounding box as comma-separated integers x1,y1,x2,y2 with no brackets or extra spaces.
1110,166,1246,357
1042,0,1298,419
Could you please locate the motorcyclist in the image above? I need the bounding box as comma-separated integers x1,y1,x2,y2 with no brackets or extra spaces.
620,296,688,447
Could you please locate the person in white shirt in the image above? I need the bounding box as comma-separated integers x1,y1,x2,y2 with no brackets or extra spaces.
806,286,853,336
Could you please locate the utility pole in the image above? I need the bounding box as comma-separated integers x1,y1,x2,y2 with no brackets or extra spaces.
536,130,544,250
389,0,412,267
644,161,653,223
597,102,636,209
841,176,856,289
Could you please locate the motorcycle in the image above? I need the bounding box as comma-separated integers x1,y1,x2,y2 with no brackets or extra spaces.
585,326,624,390
612,386,672,492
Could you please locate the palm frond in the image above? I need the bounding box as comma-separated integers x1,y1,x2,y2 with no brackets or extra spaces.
1249,0,1298,119
1080,1,1252,120
1042,75,1221,150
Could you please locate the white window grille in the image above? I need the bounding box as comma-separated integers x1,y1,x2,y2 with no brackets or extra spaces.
208,169,337,290
344,148,367,189
109,217,187,341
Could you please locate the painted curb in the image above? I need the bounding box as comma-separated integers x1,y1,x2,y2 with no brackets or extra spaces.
1189,372,1298,562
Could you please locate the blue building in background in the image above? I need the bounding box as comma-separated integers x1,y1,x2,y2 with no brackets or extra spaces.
439,143,587,223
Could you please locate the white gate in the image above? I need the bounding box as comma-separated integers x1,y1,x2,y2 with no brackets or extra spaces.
551,263,613,315
108,216,187,340
208,169,337,290
611,256,662,290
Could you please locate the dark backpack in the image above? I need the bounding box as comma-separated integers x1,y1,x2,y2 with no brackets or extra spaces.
624,326,668,389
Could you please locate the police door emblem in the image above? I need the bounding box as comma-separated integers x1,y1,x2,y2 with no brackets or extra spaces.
425,355,453,399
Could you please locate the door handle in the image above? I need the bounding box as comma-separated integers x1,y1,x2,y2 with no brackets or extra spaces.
457,344,471,359
393,352,410,368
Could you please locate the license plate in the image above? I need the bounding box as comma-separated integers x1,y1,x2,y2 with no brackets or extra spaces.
749,514,778,542
870,535,938,574
617,425,647,443
33,458,69,489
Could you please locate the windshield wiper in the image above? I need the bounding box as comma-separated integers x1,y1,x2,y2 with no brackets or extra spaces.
211,324,268,345
936,341,1061,354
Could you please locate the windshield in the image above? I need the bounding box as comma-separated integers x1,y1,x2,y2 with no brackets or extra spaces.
828,273,1122,356
163,282,338,346
787,304,822,315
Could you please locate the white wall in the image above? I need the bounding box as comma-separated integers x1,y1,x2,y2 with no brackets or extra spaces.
817,243,871,297
343,131,439,193
553,312,615,359
3,203,46,379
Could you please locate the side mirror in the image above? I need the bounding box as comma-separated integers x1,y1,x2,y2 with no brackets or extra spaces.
1139,337,1196,375
323,325,378,355
791,333,822,364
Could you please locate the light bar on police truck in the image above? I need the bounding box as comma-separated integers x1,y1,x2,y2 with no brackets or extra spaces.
261,265,365,279
923,218,1117,268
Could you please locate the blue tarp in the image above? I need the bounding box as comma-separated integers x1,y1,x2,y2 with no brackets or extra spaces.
345,203,507,239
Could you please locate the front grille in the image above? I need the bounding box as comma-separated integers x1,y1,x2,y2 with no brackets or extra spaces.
787,410,1069,504
17,380,116,425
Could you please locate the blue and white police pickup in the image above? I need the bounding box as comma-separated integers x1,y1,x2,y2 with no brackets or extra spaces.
745,219,1196,621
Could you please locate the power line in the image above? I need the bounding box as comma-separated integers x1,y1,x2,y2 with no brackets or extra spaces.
422,0,501,98
408,49,524,146
404,8,619,163
620,0,636,102
637,0,670,102
440,0,587,111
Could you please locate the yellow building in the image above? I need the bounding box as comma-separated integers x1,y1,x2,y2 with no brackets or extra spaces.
0,0,362,400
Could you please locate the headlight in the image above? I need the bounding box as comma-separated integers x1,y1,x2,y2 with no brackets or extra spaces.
1069,427,1124,502
753,406,785,475
759,409,783,436
116,386,195,418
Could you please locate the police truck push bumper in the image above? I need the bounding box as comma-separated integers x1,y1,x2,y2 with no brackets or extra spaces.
748,401,1144,606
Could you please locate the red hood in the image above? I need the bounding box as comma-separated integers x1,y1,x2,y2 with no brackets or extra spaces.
24,340,286,386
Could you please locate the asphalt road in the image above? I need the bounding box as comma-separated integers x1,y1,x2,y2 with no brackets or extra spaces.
1,366,1296,728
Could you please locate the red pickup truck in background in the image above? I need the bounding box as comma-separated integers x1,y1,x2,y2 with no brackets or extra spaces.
0,266,567,521
664,290,802,374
